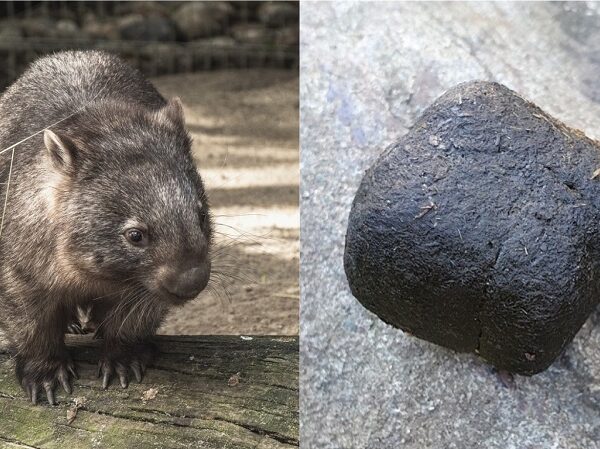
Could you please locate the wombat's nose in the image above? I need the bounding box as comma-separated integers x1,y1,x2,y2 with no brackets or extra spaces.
162,264,210,300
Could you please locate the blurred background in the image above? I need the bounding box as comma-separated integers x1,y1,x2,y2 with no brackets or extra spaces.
0,1,298,87
0,1,299,336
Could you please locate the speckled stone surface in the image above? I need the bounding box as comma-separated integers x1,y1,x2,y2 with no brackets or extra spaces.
300,2,600,448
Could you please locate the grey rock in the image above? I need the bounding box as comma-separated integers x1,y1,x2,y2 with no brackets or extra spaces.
20,16,81,40
172,2,234,40
0,20,23,40
191,36,236,48
113,1,170,17
54,19,81,40
231,23,271,45
139,43,183,73
275,25,299,47
117,14,177,42
20,17,56,38
81,14,119,40
258,2,299,28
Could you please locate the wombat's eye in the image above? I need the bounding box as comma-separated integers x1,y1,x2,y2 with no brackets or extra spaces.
125,228,146,246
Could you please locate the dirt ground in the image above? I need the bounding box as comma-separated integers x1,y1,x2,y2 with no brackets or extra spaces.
153,69,299,336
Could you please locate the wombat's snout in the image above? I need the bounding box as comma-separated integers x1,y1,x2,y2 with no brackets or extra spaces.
158,263,211,302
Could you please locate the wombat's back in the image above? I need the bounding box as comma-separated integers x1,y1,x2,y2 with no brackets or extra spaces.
0,51,165,149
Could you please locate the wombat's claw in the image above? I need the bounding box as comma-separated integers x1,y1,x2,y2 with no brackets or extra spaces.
67,323,85,335
131,361,143,383
21,361,77,405
97,358,146,390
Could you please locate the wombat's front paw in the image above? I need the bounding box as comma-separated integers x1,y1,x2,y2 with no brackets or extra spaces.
16,355,78,405
97,342,157,389
67,323,86,334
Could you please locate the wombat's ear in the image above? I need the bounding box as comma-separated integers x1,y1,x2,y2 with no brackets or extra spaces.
43,129,78,174
159,97,185,124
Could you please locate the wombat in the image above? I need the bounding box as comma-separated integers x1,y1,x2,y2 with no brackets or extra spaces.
0,51,212,404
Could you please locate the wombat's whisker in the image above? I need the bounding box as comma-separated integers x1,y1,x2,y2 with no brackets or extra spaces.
210,241,256,256
218,146,229,170
213,222,280,245
213,221,272,238
0,147,15,239
213,228,271,245
0,86,106,157
211,231,253,243
210,248,243,261
206,281,233,309
213,274,254,288
89,280,139,302
211,267,257,285
0,113,78,157
110,290,143,335
0,87,107,243
212,213,267,218
212,229,258,237
210,247,254,264
210,236,267,254
212,237,261,250
210,259,257,282
117,292,149,338
211,270,246,283
211,231,240,240
212,262,255,277
95,285,143,335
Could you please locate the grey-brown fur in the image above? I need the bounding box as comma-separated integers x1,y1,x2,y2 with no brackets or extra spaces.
0,51,212,404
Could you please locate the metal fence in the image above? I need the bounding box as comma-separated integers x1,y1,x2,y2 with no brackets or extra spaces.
0,1,299,89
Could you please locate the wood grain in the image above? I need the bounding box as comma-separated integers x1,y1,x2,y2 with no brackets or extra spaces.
0,335,298,449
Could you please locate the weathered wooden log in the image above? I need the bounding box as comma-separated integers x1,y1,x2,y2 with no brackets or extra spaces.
0,335,298,448
345,81,600,375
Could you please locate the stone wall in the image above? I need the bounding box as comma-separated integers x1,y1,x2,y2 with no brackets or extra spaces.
0,1,298,88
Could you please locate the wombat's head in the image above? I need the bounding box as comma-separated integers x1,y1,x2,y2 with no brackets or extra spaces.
44,98,212,304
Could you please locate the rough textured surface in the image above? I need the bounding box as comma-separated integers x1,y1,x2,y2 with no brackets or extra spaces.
345,81,600,374
301,2,600,448
0,335,298,448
